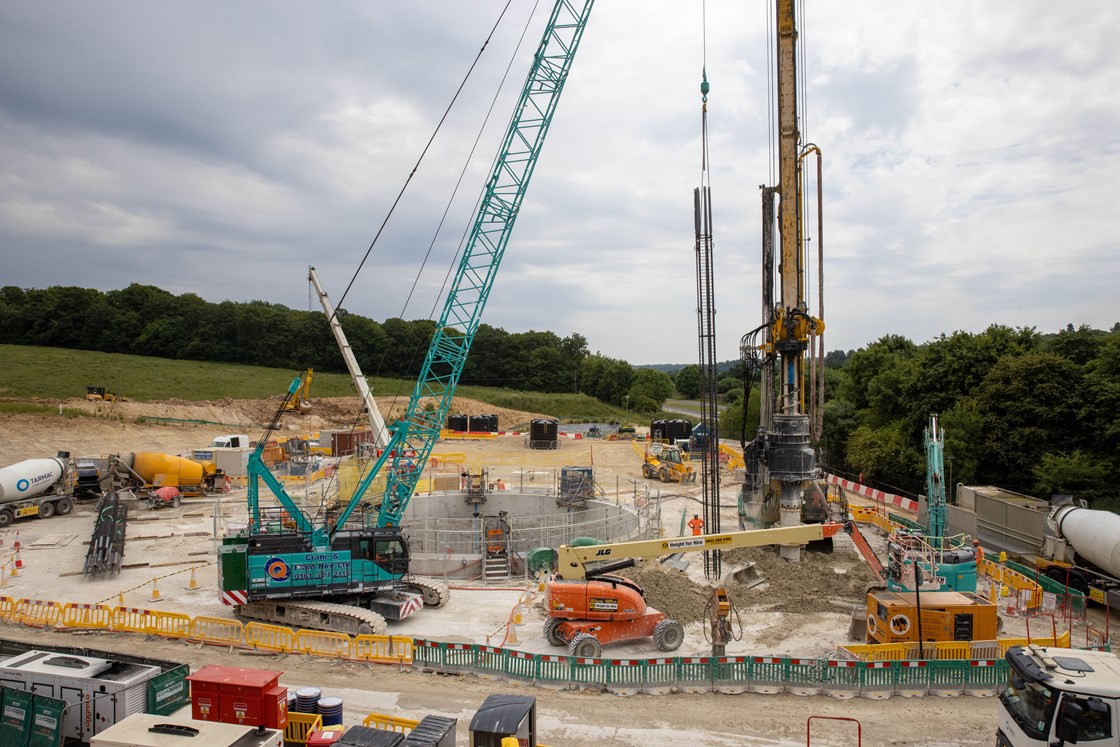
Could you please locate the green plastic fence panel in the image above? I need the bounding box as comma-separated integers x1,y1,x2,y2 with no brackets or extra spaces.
27,693,65,747
474,645,508,678
0,687,33,747
966,658,1004,694
605,658,645,693
895,660,930,696
569,656,609,689
642,656,679,694
859,661,896,698
442,642,477,674
889,513,925,531
148,663,190,717
536,654,570,687
709,656,749,694
678,656,714,693
750,656,788,694
411,639,444,670
823,660,860,697
506,649,537,683
786,658,824,695
927,659,968,696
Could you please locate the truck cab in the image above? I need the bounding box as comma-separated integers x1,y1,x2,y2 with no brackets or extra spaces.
211,434,251,448
997,645,1120,746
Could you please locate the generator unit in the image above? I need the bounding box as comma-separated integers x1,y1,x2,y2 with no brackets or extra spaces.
0,648,166,742
865,590,999,645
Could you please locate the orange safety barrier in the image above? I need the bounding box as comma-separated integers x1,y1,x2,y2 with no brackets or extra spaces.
149,610,192,639
285,712,323,745
362,712,420,733
189,615,245,646
294,629,352,659
14,599,62,628
57,602,114,630
0,595,16,622
245,621,295,653
354,634,413,664
111,606,157,634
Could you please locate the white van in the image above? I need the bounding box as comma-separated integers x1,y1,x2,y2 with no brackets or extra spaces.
211,435,251,449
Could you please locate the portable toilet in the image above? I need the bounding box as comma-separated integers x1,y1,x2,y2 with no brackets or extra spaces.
469,694,536,747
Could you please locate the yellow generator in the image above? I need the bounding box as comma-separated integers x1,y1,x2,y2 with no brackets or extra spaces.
865,590,998,645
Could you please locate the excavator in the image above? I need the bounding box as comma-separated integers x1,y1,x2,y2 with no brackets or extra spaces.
281,368,313,414
544,522,849,657
218,0,596,636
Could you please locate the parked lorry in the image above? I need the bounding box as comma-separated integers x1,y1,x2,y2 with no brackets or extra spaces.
997,645,1120,746
0,455,79,527
1035,503,1120,607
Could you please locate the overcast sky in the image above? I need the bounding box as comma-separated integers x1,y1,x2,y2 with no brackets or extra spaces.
2,2,1117,367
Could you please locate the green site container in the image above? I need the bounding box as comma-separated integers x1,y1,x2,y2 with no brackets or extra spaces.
147,664,191,717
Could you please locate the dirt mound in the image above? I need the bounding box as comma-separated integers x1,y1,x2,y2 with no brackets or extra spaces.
613,542,878,625
0,395,551,466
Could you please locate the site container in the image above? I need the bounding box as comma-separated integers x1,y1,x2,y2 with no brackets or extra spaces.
186,665,286,729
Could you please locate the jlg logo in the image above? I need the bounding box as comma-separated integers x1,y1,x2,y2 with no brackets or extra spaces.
594,548,612,556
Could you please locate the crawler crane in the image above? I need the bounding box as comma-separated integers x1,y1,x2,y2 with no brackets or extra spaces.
218,1,597,635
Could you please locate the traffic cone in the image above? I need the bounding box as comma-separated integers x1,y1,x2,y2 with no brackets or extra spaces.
187,567,199,591
12,532,20,553
14,549,24,571
117,590,125,606
149,578,161,602
1,563,9,588
506,622,519,646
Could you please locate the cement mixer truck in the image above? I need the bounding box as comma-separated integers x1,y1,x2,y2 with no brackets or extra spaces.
1035,504,1120,608
0,455,79,527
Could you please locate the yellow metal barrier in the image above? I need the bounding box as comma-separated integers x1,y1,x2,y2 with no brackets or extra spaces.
57,602,113,630
0,595,15,621
14,599,62,628
189,615,245,646
294,629,352,659
931,641,971,660
718,444,745,470
245,621,295,653
980,559,1043,609
111,606,156,634
149,610,192,639
285,712,323,745
363,712,420,733
354,635,413,664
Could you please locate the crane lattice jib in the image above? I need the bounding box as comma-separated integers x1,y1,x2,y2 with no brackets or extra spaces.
332,0,597,533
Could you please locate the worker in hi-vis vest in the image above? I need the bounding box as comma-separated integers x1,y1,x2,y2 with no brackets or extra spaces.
688,514,704,536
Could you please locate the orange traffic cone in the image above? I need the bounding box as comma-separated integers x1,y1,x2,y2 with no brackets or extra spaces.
187,567,199,591
149,578,161,602
14,549,24,571
12,532,19,552
506,622,519,646
118,590,125,606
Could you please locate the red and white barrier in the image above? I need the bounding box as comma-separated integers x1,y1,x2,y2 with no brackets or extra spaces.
827,474,919,513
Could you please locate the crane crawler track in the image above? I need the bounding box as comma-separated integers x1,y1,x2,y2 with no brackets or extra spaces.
238,600,388,637
404,577,450,608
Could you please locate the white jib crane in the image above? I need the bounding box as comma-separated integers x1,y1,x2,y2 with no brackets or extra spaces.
308,265,390,450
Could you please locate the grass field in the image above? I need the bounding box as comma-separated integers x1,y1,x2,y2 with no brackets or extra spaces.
0,344,657,423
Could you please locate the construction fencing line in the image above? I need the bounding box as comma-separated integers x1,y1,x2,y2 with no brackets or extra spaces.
96,561,217,606
0,592,1104,699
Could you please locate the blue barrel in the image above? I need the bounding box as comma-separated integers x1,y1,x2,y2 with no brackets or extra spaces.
318,696,344,726
295,687,321,713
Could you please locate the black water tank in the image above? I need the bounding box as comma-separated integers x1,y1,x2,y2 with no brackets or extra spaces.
470,413,498,433
529,418,558,449
447,414,468,432
650,419,668,441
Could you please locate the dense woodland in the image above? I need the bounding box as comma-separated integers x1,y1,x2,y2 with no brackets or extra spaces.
2,284,1117,507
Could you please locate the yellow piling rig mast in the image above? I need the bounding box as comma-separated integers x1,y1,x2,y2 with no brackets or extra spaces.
739,0,827,559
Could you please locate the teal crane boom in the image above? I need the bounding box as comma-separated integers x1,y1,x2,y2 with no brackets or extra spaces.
334,0,597,533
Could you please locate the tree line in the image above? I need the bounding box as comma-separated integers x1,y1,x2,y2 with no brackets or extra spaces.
0,284,675,412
